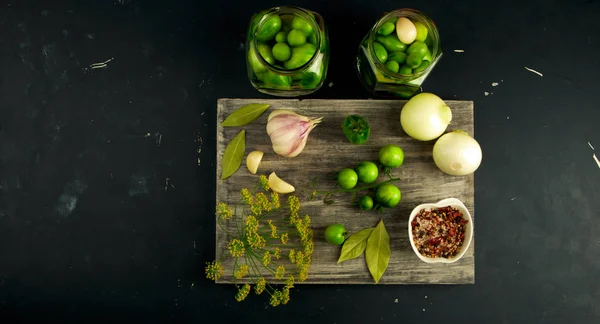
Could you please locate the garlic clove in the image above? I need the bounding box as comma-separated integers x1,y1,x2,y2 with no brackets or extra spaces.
267,109,309,122
246,150,264,174
266,109,323,158
268,172,295,194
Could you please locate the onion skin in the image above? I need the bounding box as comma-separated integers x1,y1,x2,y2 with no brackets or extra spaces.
400,93,452,141
433,131,482,176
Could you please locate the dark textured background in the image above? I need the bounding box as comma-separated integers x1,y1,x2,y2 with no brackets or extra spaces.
1,0,599,323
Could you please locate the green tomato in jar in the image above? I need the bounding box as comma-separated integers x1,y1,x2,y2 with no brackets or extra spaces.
407,41,429,58
375,35,407,53
261,70,291,88
257,43,275,65
280,14,294,31
385,60,400,73
422,49,433,62
272,42,291,62
284,43,317,69
296,72,321,89
388,52,407,64
406,52,423,69
275,31,288,43
413,60,431,73
414,21,428,42
291,15,313,35
398,64,412,75
308,32,318,46
377,21,396,36
256,15,282,42
373,42,388,63
287,29,307,46
248,43,266,73
375,183,401,208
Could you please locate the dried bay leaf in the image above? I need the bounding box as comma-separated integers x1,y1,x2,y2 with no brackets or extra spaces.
338,228,374,263
222,103,270,127
221,130,245,180
365,219,391,284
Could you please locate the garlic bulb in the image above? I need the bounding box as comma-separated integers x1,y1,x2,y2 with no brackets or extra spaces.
266,110,323,158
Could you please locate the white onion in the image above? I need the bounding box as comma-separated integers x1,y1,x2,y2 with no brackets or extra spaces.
400,93,452,141
433,131,482,176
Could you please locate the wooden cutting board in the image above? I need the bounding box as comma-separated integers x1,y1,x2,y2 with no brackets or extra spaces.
215,98,475,284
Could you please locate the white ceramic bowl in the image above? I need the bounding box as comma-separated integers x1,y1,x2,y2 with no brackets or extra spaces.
407,198,474,264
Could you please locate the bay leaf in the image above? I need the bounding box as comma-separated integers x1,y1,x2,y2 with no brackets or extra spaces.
221,130,246,180
365,219,391,284
338,228,374,263
222,104,270,127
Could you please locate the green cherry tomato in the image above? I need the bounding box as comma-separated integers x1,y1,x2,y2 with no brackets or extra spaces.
375,35,407,53
337,168,358,189
291,15,313,35
375,183,401,208
280,14,294,31
355,161,379,184
413,60,431,73
342,114,370,145
399,64,412,75
325,224,347,246
388,52,407,64
308,32,318,46
261,70,291,88
379,144,405,168
272,43,291,61
257,43,275,65
256,15,282,42
406,52,423,69
373,42,388,63
414,21,428,42
377,21,396,36
283,43,316,69
422,49,433,62
287,29,307,47
275,31,288,43
359,196,374,210
248,43,267,73
385,60,400,73
407,41,428,58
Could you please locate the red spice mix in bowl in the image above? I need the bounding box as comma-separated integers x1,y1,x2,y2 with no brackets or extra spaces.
407,198,474,264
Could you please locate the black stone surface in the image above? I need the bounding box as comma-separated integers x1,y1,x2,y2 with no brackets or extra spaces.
1,0,599,323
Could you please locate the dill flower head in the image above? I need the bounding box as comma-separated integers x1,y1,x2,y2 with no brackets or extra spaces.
235,283,251,302
273,247,281,260
246,232,266,250
228,239,245,258
285,274,295,288
280,287,290,305
270,192,280,209
275,265,285,280
254,277,266,295
205,261,223,281
256,192,271,212
216,202,233,221
280,233,289,245
245,215,259,234
270,290,282,307
287,195,300,214
288,249,296,264
261,251,272,267
241,188,253,205
234,264,249,279
258,175,269,191
267,220,278,239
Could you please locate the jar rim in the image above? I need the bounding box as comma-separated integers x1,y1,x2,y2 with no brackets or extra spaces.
368,9,441,79
253,6,321,75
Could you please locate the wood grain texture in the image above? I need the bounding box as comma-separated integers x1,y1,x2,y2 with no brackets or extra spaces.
215,98,475,285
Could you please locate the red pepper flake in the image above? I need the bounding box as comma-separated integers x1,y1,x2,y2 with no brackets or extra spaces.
411,206,468,259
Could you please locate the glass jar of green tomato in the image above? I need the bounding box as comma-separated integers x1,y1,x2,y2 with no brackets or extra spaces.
355,9,442,98
246,6,329,97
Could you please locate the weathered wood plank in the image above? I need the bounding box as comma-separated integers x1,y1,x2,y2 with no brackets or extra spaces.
215,98,475,284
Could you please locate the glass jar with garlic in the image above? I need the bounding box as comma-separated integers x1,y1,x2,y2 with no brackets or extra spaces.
246,6,329,97
355,9,442,98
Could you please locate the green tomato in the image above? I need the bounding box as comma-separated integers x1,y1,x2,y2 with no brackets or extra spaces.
275,31,288,43
385,60,400,73
407,41,428,58
355,161,379,184
414,21,428,42
375,35,407,53
379,144,404,168
375,183,401,208
256,14,282,42
325,224,346,246
308,32,318,46
413,60,431,73
406,52,422,68
248,43,266,74
257,43,275,65
272,43,291,61
261,70,291,88
377,22,395,36
388,52,407,64
291,15,313,35
287,29,307,47
283,43,316,69
295,71,321,89
422,49,432,62
342,115,370,145
359,196,374,210
399,64,412,75
337,168,358,189
373,42,388,63
280,14,294,31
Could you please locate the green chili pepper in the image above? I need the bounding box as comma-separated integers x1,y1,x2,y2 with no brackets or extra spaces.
342,115,371,145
